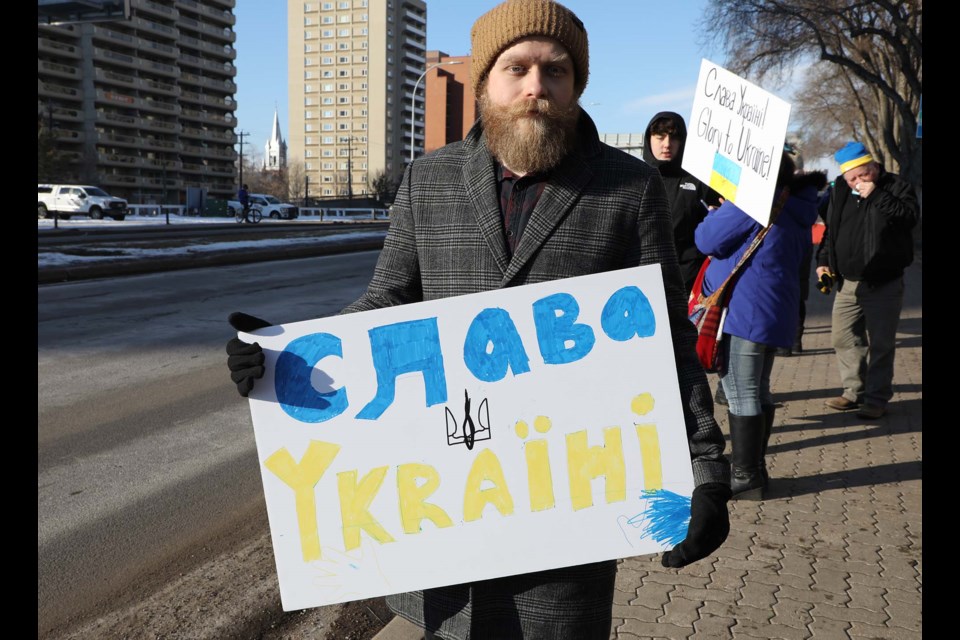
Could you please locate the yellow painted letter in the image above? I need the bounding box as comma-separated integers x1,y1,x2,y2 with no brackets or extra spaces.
397,463,453,534
635,424,663,491
463,449,515,521
525,440,555,511
566,427,626,510
337,466,396,551
264,440,341,562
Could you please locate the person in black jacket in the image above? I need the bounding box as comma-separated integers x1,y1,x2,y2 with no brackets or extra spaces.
816,141,919,419
643,112,721,294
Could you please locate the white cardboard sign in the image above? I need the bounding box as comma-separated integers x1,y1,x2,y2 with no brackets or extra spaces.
684,59,792,225
242,265,697,611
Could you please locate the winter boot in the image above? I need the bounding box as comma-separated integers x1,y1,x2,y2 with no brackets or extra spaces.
760,404,776,488
728,412,766,500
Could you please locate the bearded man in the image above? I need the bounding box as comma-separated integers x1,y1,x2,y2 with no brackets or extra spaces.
226,1,731,637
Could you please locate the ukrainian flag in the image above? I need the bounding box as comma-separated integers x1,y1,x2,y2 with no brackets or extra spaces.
709,153,741,202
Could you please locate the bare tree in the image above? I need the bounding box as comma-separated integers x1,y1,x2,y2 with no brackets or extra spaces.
287,159,308,204
702,0,922,185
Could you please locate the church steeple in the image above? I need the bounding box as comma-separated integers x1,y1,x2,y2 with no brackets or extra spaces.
264,107,287,171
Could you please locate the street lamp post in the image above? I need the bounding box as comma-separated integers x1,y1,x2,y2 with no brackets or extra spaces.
409,60,463,164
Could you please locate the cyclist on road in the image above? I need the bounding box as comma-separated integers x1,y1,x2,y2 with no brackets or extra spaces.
237,184,250,223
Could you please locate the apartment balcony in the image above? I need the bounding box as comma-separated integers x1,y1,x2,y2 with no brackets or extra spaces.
141,77,180,96
142,58,179,78
178,15,235,44
49,106,83,122
402,22,426,39
133,16,178,40
94,67,137,90
96,109,139,130
182,126,235,144
403,40,426,57
97,151,142,168
38,79,82,103
138,0,177,19
141,96,182,115
92,46,139,71
181,108,235,128
96,130,141,149
402,45,425,63
38,59,80,81
181,90,235,111
38,36,80,59
404,8,426,25
99,173,141,188
180,35,235,61
181,143,233,160
141,38,179,59
54,128,85,143
180,71,235,93
91,25,138,49
139,117,181,134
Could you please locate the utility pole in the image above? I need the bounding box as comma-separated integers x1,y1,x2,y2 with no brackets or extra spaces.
342,135,355,200
236,130,249,193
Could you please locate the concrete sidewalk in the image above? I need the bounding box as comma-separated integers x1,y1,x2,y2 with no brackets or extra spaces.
377,258,922,639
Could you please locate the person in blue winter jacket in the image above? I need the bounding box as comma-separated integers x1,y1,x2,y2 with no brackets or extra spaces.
695,153,826,500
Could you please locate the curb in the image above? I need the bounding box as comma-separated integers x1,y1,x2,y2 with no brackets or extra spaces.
37,236,386,285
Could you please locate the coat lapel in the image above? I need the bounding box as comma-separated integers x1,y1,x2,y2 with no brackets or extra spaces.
462,137,511,276
503,151,594,285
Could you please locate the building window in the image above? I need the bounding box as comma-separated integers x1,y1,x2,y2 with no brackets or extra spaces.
322,29,333,37
323,110,333,117
323,123,333,130
322,83,334,91
323,136,334,143
338,123,348,130
338,28,350,37
323,149,333,156
323,162,333,169
322,97,334,104
338,83,349,90
322,56,332,64
338,70,349,77
322,43,333,51
339,96,349,103
322,70,333,78
322,16,333,24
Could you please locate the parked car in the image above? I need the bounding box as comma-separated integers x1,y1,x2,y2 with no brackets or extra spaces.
227,193,298,220
38,184,128,221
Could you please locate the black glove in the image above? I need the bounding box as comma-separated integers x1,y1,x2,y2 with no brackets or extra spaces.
661,482,731,568
226,312,272,397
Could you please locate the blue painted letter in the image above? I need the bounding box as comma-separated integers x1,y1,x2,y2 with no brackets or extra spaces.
463,308,531,382
356,318,447,420
601,286,656,341
532,293,596,365
276,333,349,423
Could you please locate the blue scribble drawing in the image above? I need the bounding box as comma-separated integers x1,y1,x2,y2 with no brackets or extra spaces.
617,490,691,548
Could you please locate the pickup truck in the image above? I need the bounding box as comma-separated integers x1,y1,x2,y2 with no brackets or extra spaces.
227,193,298,220
38,184,128,221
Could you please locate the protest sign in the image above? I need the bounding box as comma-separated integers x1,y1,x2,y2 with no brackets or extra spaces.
684,59,792,225
242,265,697,611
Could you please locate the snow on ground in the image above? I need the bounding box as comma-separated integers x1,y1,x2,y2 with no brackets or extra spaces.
38,214,386,269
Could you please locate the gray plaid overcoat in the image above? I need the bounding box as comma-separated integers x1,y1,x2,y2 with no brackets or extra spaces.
343,112,728,640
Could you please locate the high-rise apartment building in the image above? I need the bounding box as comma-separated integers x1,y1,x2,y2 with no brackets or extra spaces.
37,0,239,202
288,0,427,199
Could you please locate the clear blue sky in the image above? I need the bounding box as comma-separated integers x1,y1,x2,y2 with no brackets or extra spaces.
235,1,732,160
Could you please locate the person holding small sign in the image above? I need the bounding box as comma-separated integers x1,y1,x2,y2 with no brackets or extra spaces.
816,142,919,420
695,152,826,500
227,1,732,637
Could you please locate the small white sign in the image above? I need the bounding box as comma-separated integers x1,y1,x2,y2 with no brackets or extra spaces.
684,59,792,225
242,265,697,612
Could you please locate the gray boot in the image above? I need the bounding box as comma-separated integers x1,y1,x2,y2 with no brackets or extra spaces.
729,412,766,500
760,405,776,488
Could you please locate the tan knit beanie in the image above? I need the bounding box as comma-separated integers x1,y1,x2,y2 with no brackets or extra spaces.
470,0,589,99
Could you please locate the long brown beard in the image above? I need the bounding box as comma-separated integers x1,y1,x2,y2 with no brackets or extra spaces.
480,94,580,174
